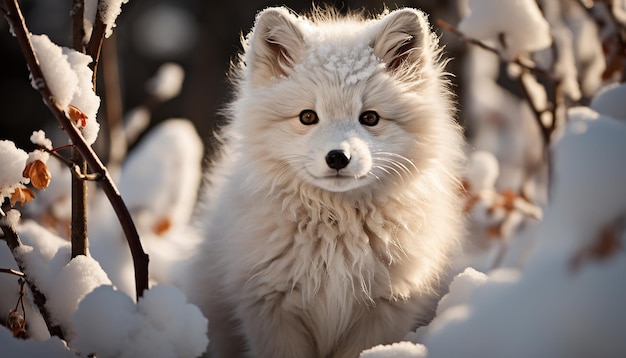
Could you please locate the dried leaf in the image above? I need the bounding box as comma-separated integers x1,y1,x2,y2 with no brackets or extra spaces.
68,104,88,128
22,159,51,189
9,186,35,207
486,224,504,239
501,189,517,211
153,216,172,236
571,222,624,270
7,309,26,339
464,194,480,213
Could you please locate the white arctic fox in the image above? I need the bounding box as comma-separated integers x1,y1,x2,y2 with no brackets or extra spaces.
189,6,466,358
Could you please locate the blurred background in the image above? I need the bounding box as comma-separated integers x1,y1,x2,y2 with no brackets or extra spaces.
0,0,461,159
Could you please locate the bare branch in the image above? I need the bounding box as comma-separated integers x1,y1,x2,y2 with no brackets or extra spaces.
436,19,554,79
86,6,107,88
71,0,88,259
436,19,565,148
0,268,25,277
71,0,85,51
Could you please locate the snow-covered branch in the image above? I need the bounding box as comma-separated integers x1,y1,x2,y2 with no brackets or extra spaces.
437,19,561,147
0,210,65,340
1,0,149,301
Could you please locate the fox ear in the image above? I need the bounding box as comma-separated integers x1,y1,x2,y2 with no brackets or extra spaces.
246,7,305,85
371,8,433,73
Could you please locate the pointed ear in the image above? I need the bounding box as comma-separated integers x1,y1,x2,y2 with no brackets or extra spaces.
371,8,434,73
246,7,305,85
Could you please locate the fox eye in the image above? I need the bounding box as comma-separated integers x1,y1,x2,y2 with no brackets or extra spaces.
299,110,319,125
359,111,379,126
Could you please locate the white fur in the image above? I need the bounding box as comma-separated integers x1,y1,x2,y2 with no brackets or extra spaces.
189,7,466,358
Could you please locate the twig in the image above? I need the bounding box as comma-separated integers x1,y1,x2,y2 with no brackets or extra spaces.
516,70,551,146
85,6,107,88
436,19,555,79
101,34,127,172
70,149,88,259
46,148,104,181
575,0,626,82
0,268,25,277
71,0,88,259
2,0,149,300
436,19,563,146
71,0,85,51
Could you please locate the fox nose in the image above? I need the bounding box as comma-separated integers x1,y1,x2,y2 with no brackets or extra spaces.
325,150,350,170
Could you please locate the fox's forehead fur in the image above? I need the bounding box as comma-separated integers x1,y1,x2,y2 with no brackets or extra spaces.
234,6,442,92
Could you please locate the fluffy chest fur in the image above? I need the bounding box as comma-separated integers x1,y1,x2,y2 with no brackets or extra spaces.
207,178,446,354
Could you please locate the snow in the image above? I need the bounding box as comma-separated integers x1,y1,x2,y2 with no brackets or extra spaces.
1,209,21,230
4,219,208,357
433,267,488,315
14,222,112,340
84,0,130,39
29,35,77,109
360,341,428,358
0,140,28,198
0,326,75,358
590,83,626,120
465,151,499,191
123,106,151,143
30,130,53,150
30,34,100,145
459,0,552,59
88,119,203,297
146,62,185,101
62,48,101,145
386,109,626,358
72,285,208,358
98,0,130,38
26,150,50,166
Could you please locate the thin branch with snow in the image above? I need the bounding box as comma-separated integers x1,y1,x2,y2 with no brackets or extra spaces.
2,0,149,301
437,19,563,148
0,210,65,340
86,6,107,87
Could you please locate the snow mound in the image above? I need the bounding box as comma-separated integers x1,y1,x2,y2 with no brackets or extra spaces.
72,285,208,358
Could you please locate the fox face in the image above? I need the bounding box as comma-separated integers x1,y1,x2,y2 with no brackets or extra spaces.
229,7,452,193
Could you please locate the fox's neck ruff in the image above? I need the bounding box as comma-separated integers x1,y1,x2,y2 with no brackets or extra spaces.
247,174,438,301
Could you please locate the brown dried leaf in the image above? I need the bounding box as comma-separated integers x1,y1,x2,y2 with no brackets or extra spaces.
68,104,88,128
571,222,623,270
7,309,26,339
153,216,172,236
501,189,517,211
22,159,51,189
464,194,480,213
9,186,35,207
486,224,504,240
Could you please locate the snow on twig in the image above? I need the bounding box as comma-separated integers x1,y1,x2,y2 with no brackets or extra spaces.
437,19,563,150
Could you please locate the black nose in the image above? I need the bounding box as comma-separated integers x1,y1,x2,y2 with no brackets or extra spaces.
325,150,350,170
